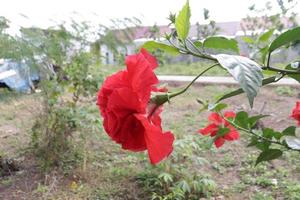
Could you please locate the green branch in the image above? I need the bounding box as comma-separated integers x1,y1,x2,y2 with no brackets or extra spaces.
227,119,300,152
151,63,219,106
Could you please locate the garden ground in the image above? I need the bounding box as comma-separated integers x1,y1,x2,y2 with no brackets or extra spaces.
0,82,300,199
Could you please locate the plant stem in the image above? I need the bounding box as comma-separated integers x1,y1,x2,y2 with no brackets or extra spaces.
168,63,219,99
261,66,300,74
150,63,219,106
228,119,300,152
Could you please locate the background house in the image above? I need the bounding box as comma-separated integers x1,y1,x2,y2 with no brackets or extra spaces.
100,17,300,65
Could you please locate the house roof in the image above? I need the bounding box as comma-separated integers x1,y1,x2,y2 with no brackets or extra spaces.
113,16,299,42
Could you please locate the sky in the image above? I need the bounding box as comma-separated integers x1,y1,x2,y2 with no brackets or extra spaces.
0,0,299,34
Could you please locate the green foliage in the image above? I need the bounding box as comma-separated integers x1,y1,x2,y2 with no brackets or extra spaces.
284,182,300,200
258,29,275,43
203,36,239,54
142,41,179,55
23,22,102,172
175,1,191,41
137,133,216,200
31,105,83,171
268,27,300,53
255,149,283,166
212,54,263,107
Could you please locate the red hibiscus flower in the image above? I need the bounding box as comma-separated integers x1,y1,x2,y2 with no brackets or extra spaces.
199,111,239,148
97,49,174,164
291,101,300,126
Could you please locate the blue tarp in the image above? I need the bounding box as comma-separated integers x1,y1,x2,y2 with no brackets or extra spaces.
0,61,39,92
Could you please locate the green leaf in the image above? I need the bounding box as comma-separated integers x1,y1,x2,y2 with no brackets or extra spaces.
142,41,179,55
242,36,255,44
258,29,274,43
262,128,282,140
259,46,269,65
203,36,239,54
282,126,296,136
269,26,300,53
208,103,227,112
247,137,259,147
255,140,271,152
185,38,201,54
212,54,263,107
248,115,268,128
158,172,173,184
255,149,283,166
178,180,191,193
215,127,230,138
216,76,276,103
194,40,202,48
285,63,300,83
234,111,249,129
175,1,191,41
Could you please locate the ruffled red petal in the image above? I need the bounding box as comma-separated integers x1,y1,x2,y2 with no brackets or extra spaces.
125,52,158,106
224,111,236,119
199,123,218,136
140,48,158,69
208,112,223,124
223,129,240,141
135,114,174,164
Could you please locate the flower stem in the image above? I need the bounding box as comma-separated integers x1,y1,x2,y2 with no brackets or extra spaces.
228,119,300,152
150,63,219,106
168,63,219,99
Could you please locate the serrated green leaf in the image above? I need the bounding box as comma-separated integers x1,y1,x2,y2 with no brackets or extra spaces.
203,36,239,54
142,41,179,55
175,1,191,41
258,29,274,43
255,149,283,166
256,140,271,151
234,111,249,129
216,76,276,103
282,126,296,136
212,54,263,107
269,26,300,53
262,128,282,140
249,114,269,128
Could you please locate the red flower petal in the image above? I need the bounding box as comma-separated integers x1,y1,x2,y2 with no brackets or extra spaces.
208,112,223,124
107,88,144,114
199,123,218,136
135,114,174,164
223,127,240,141
291,101,300,126
224,111,236,119
125,52,158,106
214,137,225,148
119,115,147,151
140,48,158,69
97,70,128,115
